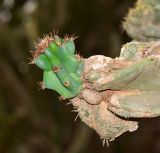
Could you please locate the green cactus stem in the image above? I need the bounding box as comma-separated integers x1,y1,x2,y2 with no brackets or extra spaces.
50,43,79,73
31,34,84,99
34,54,52,71
63,39,76,55
76,59,84,77
44,47,82,93
43,71,73,98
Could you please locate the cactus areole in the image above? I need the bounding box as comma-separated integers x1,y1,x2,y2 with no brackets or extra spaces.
31,35,84,99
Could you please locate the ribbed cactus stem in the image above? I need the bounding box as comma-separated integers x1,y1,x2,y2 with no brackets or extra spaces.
34,54,52,71
51,44,79,73
63,39,76,55
44,46,82,93
43,71,73,98
31,34,84,99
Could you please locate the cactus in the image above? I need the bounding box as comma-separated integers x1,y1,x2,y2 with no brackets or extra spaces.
31,35,84,99
31,0,160,145
123,0,160,40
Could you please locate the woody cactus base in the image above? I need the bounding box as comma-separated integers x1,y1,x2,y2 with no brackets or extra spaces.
31,0,160,145
72,42,160,143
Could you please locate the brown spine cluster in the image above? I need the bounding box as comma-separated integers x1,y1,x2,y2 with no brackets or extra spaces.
30,35,54,64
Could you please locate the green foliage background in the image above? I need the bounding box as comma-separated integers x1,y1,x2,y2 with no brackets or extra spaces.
1,0,160,153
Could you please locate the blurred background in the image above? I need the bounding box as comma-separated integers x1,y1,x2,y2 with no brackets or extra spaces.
1,0,160,153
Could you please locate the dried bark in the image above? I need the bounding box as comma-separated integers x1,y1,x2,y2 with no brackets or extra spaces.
70,38,160,143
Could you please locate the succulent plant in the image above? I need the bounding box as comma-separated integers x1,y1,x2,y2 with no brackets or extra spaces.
123,0,160,40
30,0,160,145
30,35,84,99
31,34,160,144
